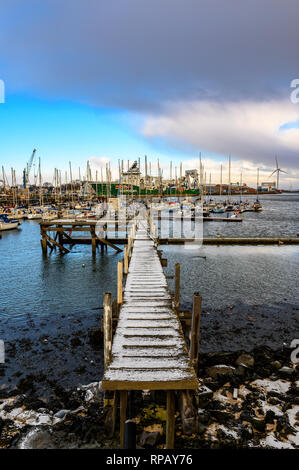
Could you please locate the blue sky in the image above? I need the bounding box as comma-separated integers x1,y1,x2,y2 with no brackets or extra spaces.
0,92,197,182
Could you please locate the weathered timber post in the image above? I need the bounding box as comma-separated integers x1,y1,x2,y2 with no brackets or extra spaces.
58,225,64,253
104,391,118,438
103,292,112,369
117,260,123,307
102,296,114,444
124,245,129,275
190,292,202,374
178,391,198,435
40,226,47,255
120,391,128,448
127,236,131,258
90,225,97,255
166,391,175,449
174,263,180,314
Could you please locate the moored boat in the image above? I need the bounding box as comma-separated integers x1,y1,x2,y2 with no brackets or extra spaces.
0,214,20,230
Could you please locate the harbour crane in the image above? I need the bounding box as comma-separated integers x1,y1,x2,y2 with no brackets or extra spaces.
23,148,36,188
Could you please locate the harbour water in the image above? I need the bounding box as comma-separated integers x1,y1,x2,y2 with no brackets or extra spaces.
0,192,298,395
0,193,298,326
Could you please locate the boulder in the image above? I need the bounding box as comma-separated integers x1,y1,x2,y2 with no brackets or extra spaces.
278,367,294,378
271,361,282,370
250,417,266,432
236,353,254,368
197,385,213,399
139,430,160,447
206,365,235,378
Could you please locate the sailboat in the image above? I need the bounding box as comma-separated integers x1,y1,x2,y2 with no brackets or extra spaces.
0,213,20,230
252,168,263,211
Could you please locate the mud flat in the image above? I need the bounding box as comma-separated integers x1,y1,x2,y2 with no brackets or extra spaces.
0,302,298,449
0,346,298,449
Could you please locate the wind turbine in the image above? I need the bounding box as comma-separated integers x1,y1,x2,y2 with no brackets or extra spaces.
269,155,287,190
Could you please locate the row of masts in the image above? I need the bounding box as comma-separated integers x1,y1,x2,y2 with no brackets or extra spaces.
1,153,266,203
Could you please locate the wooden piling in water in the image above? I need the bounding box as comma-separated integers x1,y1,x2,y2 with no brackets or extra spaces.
190,292,202,374
124,245,128,274
174,263,180,314
103,292,112,369
117,260,123,307
90,225,97,255
41,228,47,255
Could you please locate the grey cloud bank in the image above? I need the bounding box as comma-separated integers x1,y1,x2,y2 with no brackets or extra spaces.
0,0,298,107
0,0,298,171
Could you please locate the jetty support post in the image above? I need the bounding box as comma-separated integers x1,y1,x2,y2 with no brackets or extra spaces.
120,391,128,448
103,292,112,369
124,245,129,275
57,225,63,251
178,391,198,436
117,260,123,309
40,226,47,255
190,292,202,374
166,391,175,449
103,292,118,437
90,224,97,255
174,263,180,314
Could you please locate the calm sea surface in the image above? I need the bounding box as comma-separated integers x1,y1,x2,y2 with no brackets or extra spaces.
0,193,298,326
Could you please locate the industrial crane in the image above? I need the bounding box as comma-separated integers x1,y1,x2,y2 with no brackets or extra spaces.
23,148,36,188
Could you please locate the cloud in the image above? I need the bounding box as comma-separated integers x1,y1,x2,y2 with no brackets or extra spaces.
0,0,299,110
142,99,299,170
0,0,299,185
89,156,111,169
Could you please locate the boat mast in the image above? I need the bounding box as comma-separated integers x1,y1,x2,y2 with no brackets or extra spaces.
220,164,222,198
39,158,42,206
228,155,231,203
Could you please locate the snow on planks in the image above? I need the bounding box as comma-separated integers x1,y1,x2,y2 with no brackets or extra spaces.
101,224,198,391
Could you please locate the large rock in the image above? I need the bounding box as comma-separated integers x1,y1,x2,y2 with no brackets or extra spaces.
197,385,213,399
77,382,103,403
206,365,235,378
236,353,254,368
250,417,266,432
139,430,161,447
278,367,294,378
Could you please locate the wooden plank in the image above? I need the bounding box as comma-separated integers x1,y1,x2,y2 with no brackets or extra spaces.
97,236,123,252
45,233,70,254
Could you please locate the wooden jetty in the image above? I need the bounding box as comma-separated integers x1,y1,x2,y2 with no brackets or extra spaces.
39,217,299,255
40,218,135,255
154,215,243,222
101,222,199,448
158,237,299,245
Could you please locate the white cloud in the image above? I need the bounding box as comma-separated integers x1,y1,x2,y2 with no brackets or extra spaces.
142,99,299,176
89,156,111,169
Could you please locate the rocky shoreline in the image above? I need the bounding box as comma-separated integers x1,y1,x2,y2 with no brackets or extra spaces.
1,345,298,449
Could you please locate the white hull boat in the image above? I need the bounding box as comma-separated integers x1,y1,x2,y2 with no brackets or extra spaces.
0,221,19,231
